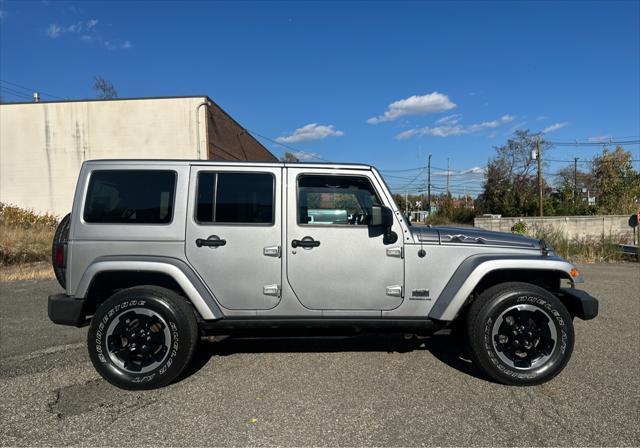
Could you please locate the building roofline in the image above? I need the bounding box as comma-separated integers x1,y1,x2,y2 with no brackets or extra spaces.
0,95,213,106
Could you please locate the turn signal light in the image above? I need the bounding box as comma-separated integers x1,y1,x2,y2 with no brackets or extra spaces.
570,267,579,278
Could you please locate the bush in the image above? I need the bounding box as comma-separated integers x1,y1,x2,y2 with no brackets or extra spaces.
0,203,58,266
510,221,528,235
534,227,627,263
0,203,58,228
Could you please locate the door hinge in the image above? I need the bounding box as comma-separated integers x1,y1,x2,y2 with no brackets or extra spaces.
263,284,281,298
386,247,403,258
386,285,403,298
263,245,281,258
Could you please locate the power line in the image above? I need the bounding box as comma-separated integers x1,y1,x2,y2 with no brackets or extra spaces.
0,79,66,100
0,86,33,101
548,139,640,147
381,166,426,173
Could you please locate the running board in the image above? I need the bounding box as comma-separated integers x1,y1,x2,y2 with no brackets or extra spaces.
198,317,443,336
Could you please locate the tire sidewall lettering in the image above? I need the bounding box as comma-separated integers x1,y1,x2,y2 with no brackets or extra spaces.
93,298,178,379
484,292,565,380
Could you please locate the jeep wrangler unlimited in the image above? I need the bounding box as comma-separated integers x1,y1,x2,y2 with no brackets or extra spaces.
48,160,598,389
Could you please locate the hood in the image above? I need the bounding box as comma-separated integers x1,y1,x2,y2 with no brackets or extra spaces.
410,225,542,250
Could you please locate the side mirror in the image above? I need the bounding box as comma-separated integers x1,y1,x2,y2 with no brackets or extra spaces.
370,205,398,244
370,205,394,228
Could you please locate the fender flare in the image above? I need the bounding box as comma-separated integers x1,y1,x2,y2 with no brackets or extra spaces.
75,255,223,320
428,254,581,321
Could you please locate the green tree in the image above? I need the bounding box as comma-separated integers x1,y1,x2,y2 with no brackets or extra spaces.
549,165,596,215
592,146,640,214
477,130,548,216
281,151,299,162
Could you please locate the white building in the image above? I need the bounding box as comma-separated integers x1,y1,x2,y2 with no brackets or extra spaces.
0,96,276,217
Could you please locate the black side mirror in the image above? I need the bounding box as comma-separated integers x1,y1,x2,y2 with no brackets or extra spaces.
370,205,394,228
370,205,398,244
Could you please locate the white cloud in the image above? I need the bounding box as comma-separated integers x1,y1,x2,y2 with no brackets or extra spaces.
46,23,62,38
536,115,549,121
367,92,456,124
435,114,461,125
542,122,568,134
433,166,485,177
587,135,611,143
46,19,98,38
276,123,344,144
104,40,132,50
397,115,513,139
290,151,323,161
45,19,131,50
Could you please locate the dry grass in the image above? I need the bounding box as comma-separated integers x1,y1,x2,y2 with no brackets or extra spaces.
534,228,631,263
0,261,54,282
0,202,58,271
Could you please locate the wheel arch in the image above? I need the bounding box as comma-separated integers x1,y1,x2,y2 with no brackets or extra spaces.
428,254,581,322
76,256,223,320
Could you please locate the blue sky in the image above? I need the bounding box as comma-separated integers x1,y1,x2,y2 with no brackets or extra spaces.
1,1,639,196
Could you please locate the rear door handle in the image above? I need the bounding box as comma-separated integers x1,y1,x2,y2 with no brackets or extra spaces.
196,235,227,247
291,238,320,248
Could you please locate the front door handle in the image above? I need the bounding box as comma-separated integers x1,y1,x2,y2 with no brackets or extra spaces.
291,238,320,248
196,236,227,247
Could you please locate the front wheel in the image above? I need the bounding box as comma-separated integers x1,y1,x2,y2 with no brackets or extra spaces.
87,286,199,390
466,282,574,386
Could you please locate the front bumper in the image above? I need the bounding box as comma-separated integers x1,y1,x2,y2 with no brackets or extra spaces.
558,288,599,320
48,294,89,327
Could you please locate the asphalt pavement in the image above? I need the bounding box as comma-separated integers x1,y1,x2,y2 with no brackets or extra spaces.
1,264,638,446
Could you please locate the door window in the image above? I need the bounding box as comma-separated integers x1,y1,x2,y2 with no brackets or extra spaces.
196,172,274,224
297,175,381,225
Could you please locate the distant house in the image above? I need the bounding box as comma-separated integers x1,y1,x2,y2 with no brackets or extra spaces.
0,96,277,216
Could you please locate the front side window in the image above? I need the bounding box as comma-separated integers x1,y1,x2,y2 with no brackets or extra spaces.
298,175,382,225
84,170,176,224
196,172,274,224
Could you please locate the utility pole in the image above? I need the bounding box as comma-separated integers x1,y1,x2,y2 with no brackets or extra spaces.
537,136,544,217
405,190,408,216
446,157,450,196
573,157,579,205
427,154,432,214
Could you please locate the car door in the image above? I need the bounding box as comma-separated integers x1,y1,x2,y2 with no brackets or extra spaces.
185,166,282,310
286,168,404,311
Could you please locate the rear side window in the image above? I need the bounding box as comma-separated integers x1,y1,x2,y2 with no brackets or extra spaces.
84,170,176,224
196,172,274,224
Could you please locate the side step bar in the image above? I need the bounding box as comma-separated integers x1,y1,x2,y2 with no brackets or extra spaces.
199,317,443,337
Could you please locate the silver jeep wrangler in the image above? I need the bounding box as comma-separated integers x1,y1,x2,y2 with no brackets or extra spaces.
48,160,598,389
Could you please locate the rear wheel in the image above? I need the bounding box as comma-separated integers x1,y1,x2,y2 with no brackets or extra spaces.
466,282,574,386
87,286,199,390
51,213,71,289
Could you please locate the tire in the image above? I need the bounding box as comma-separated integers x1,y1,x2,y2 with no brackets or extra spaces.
51,213,71,289
87,286,199,390
466,282,574,386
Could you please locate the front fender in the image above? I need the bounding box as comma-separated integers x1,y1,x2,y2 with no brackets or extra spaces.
428,254,581,321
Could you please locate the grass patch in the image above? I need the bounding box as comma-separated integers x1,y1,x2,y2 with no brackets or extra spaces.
534,227,631,263
0,203,58,267
0,261,54,282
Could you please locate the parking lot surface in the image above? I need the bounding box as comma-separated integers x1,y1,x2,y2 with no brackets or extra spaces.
1,264,638,446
